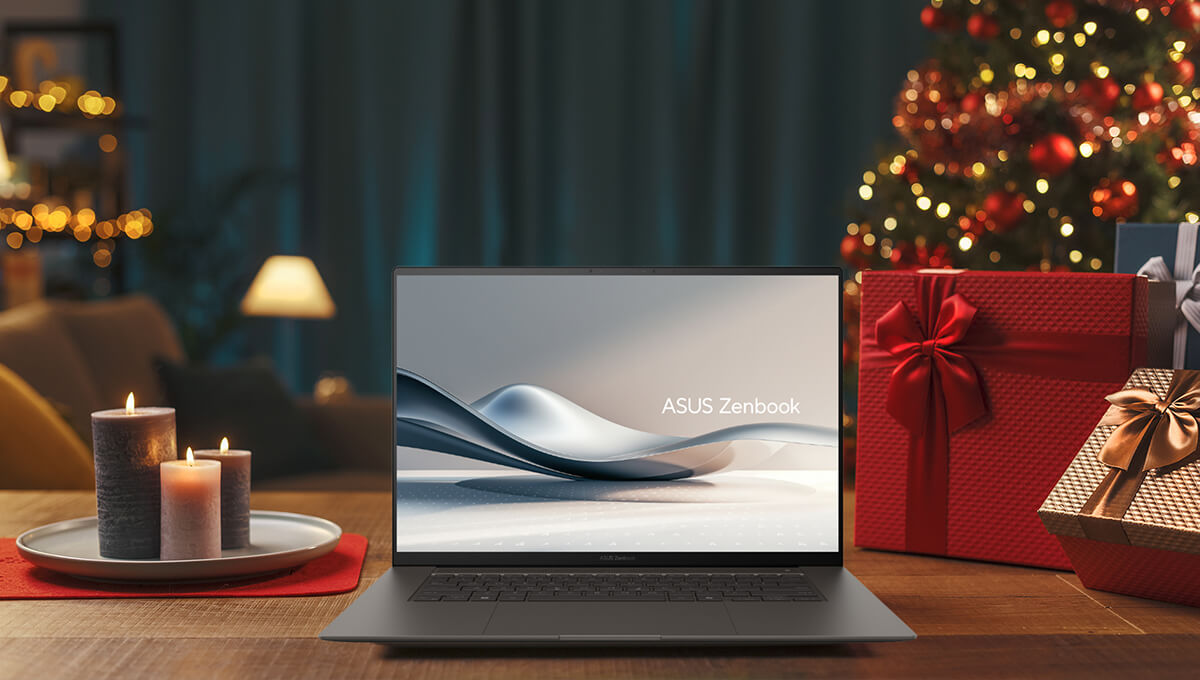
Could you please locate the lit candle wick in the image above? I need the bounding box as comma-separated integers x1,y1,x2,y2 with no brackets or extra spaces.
186,447,194,467
125,392,135,415
220,437,229,454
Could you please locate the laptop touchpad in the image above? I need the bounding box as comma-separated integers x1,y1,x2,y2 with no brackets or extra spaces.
485,602,736,637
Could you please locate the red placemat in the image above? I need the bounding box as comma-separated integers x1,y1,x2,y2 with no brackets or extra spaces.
0,533,367,599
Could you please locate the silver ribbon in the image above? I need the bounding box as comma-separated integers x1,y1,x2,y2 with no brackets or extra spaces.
1138,221,1200,369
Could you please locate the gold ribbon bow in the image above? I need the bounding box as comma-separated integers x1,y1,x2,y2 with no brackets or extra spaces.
1080,371,1200,544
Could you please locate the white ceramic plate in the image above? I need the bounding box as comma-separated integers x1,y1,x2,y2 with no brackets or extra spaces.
16,511,342,582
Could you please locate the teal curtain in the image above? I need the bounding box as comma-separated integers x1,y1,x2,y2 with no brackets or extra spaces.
93,0,928,393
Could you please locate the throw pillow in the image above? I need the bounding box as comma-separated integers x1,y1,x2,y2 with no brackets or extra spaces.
0,362,94,490
155,358,332,483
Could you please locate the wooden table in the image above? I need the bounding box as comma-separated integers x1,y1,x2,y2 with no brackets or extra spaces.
3,490,1200,679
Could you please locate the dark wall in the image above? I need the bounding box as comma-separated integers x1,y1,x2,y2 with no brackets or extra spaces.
93,0,930,393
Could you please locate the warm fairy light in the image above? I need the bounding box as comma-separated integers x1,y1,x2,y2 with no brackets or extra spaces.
1060,222,1075,237
1135,7,1150,22
1053,31,1064,44
980,67,994,84
935,202,951,218
1169,176,1182,189
971,161,986,176
1023,199,1036,213
911,183,924,196
125,393,135,415
916,196,932,211
1036,179,1049,194
98,134,118,153
862,233,876,247
958,236,973,251
989,251,1001,263
862,170,876,185
220,437,229,454
847,222,859,235
1084,21,1097,35
1090,258,1103,270
1188,212,1200,223
997,150,1009,162
1073,33,1086,47
1079,142,1094,158
858,185,873,200
186,447,195,466
1094,64,1110,78
884,217,897,230
1034,30,1050,46
1069,250,1083,263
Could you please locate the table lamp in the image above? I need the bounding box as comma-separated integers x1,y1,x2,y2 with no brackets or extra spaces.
241,255,336,392
241,255,336,319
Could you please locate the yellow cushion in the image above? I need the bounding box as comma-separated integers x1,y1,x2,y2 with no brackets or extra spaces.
0,362,94,489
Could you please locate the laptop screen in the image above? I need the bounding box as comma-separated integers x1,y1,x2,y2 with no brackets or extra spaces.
393,269,841,564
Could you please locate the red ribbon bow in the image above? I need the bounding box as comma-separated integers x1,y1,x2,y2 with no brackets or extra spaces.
875,293,988,437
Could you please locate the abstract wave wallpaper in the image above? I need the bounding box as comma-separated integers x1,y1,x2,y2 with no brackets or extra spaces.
393,274,840,552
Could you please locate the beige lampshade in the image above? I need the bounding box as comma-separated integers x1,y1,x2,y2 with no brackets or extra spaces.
241,255,336,319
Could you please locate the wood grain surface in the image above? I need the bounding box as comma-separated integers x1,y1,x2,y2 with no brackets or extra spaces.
3,489,1199,679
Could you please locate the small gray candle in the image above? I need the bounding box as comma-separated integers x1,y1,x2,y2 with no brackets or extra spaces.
192,437,251,549
91,394,177,559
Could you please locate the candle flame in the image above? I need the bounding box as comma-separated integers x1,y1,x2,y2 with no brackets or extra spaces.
220,437,229,454
186,447,194,466
125,392,135,415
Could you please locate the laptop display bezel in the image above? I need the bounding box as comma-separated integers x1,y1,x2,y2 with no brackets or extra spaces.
390,266,844,568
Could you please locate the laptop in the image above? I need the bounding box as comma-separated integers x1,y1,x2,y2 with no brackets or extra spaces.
320,266,914,644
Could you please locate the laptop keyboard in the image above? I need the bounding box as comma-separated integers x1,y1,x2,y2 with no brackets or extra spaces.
411,571,823,602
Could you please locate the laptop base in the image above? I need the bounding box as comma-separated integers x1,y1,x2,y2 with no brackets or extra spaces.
320,566,914,644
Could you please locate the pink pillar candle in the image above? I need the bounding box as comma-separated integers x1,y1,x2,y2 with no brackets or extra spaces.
160,453,221,560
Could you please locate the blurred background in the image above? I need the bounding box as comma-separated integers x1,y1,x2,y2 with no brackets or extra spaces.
0,0,928,395
8,0,1199,488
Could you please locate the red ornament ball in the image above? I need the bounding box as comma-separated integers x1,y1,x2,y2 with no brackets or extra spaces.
920,5,948,31
1045,0,1076,28
1132,81,1164,110
1079,77,1121,113
982,190,1026,232
840,234,873,267
959,91,985,114
1172,59,1196,85
1091,178,1139,221
966,13,999,40
1173,0,1200,33
1028,133,1077,176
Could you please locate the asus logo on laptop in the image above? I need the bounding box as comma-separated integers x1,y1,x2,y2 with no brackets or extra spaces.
598,554,637,562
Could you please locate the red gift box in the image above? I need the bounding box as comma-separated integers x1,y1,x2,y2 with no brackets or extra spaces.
1040,368,1200,606
855,270,1147,569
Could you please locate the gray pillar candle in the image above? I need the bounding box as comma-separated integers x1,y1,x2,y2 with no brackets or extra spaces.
91,396,177,559
192,438,251,549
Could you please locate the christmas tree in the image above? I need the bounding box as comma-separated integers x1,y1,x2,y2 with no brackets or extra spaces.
842,0,1200,460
